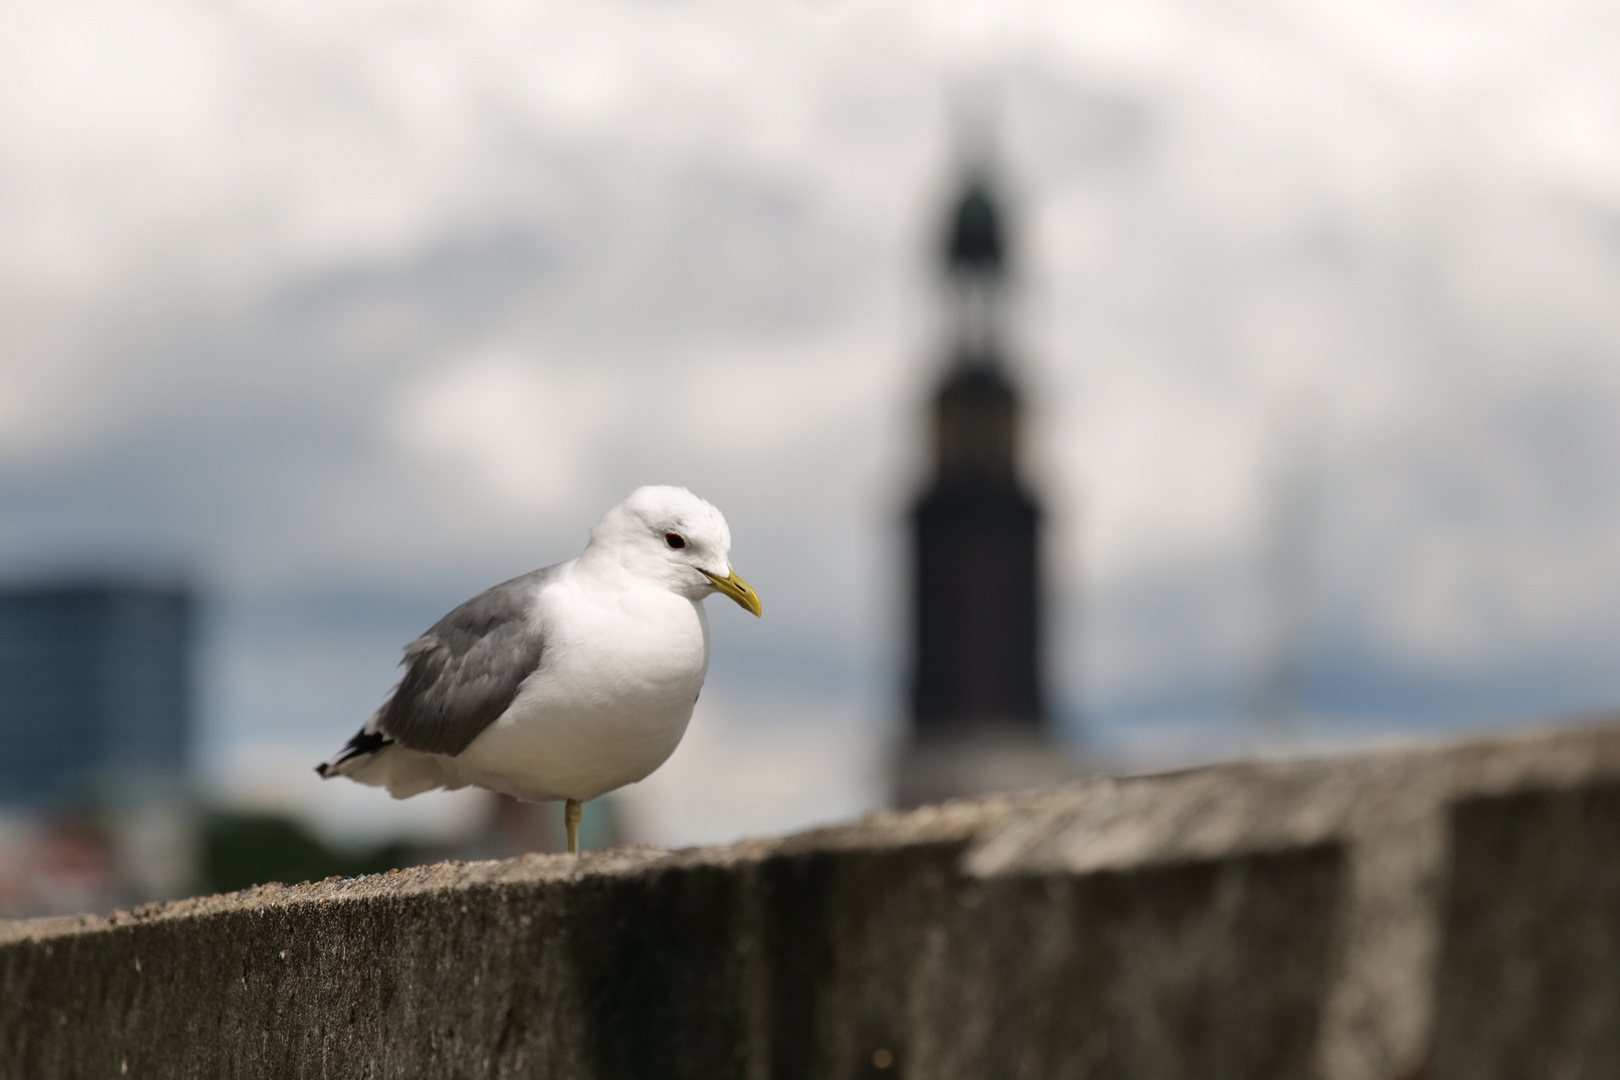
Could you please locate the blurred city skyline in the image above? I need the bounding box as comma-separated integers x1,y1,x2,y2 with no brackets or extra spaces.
4,0,1620,848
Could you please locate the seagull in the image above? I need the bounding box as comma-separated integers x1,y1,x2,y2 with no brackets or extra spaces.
315,485,762,854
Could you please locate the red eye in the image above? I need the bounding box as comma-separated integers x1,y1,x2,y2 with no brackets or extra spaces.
665,532,686,549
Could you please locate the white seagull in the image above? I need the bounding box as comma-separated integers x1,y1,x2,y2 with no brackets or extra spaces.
316,486,762,854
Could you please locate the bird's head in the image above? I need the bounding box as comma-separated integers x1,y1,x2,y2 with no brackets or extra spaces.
587,485,763,616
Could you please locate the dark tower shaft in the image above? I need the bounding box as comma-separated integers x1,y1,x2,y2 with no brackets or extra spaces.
908,177,1045,741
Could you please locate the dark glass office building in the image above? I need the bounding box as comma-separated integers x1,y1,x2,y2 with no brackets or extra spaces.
0,580,194,808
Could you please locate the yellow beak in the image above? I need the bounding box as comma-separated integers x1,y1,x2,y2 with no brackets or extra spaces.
702,567,763,617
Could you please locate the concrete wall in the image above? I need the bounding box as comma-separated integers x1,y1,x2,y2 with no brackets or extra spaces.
8,723,1620,1079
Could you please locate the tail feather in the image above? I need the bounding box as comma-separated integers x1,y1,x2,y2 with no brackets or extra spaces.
315,725,393,777
316,717,467,799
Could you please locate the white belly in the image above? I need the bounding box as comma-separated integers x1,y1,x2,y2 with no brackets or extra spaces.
452,581,710,803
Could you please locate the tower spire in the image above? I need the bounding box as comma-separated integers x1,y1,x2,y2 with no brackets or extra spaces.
942,173,1008,361
895,165,1076,807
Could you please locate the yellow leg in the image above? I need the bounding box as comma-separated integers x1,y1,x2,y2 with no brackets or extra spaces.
564,799,582,855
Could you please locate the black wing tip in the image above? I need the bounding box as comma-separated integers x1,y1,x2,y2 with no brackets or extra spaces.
320,728,395,777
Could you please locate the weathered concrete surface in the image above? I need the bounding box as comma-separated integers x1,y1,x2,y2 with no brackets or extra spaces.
6,723,1620,1079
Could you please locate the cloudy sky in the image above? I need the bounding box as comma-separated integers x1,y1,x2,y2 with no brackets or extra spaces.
3,0,1620,846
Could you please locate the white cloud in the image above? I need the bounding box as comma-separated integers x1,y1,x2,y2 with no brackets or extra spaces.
4,0,1620,837
388,348,607,514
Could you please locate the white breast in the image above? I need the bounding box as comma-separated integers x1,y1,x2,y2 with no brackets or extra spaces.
451,568,711,803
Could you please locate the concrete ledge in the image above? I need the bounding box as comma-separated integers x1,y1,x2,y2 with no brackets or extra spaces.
7,723,1620,1079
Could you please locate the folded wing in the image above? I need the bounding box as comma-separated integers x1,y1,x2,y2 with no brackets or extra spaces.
316,566,555,781
379,567,555,755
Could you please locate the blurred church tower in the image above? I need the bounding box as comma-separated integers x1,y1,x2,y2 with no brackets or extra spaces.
894,167,1078,807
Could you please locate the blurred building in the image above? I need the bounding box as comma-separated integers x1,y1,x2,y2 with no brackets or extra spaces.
0,579,194,807
894,171,1078,807
0,578,198,914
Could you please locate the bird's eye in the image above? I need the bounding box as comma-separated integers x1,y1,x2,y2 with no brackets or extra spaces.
665,532,686,549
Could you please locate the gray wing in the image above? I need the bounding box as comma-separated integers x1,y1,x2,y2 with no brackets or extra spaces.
376,566,557,756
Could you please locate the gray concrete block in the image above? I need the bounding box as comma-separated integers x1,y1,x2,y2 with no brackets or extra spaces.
1429,782,1620,1080
10,724,1620,1078
906,845,1345,1080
